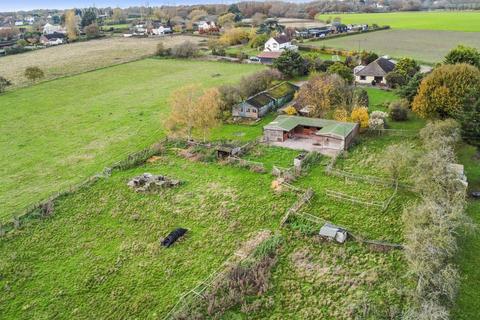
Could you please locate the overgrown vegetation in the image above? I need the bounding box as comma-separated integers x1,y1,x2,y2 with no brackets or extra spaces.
403,120,472,319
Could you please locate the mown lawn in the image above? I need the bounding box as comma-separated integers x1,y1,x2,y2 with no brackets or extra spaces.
0,59,264,221
317,11,480,32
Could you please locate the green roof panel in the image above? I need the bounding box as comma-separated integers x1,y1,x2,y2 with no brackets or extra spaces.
264,115,357,138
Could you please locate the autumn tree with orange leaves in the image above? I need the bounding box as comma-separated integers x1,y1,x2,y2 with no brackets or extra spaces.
166,85,221,141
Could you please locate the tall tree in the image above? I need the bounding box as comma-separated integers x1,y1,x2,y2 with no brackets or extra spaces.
166,85,201,140
81,8,97,28
273,50,306,78
195,88,221,141
412,64,480,119
296,74,352,118
65,10,78,41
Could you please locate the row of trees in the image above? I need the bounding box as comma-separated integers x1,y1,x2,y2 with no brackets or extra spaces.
402,120,472,319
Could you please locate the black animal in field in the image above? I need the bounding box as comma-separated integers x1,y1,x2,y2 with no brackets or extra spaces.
161,228,188,247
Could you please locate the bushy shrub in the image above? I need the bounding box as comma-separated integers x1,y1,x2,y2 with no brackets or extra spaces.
24,66,44,82
368,117,384,130
0,76,12,93
284,105,297,115
351,106,369,128
385,71,406,88
353,88,369,108
155,42,171,57
327,62,354,83
171,41,198,58
389,100,409,121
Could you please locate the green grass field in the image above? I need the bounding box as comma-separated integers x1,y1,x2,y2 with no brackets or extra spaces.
317,11,480,32
0,59,264,221
308,29,480,63
0,138,413,319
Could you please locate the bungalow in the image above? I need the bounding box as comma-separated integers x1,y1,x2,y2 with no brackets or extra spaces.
232,92,275,119
263,115,359,153
232,82,299,119
355,57,396,86
40,33,66,46
264,35,297,52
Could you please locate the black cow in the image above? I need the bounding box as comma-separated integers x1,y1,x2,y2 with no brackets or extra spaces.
161,228,188,247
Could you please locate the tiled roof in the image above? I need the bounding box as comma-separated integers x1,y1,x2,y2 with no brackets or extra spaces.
356,57,395,77
257,51,282,59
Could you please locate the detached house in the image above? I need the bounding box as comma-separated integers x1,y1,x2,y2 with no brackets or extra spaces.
232,82,299,119
355,57,396,86
264,35,297,52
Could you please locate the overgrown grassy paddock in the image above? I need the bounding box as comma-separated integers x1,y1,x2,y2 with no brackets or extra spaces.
0,141,413,319
0,59,264,221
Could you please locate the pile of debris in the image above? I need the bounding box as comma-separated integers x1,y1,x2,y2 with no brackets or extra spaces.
127,173,181,192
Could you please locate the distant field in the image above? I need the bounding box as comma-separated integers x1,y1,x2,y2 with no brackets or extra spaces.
0,35,202,88
0,59,263,221
310,29,480,63
317,11,480,32
278,18,326,29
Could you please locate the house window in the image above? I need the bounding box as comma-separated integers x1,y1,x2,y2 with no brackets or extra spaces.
252,109,257,113
246,108,250,112
360,76,366,80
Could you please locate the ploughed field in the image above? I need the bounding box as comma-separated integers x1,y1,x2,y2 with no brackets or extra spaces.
0,59,264,221
317,11,480,32
308,29,480,64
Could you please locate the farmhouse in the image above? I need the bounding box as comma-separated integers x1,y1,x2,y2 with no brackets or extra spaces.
355,57,396,85
264,35,297,52
232,82,299,119
263,115,359,153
